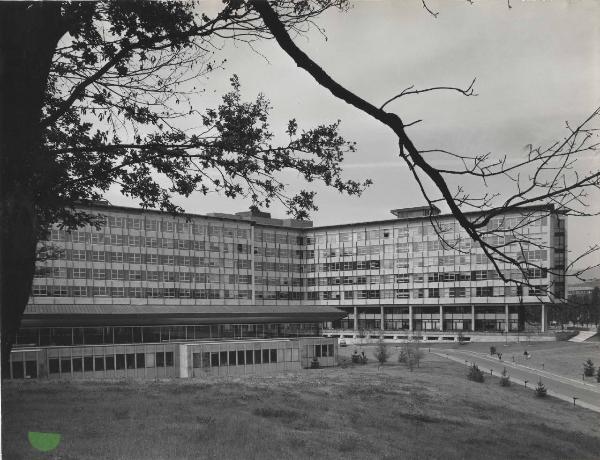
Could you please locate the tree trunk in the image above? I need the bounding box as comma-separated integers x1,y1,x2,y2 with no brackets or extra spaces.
0,4,66,378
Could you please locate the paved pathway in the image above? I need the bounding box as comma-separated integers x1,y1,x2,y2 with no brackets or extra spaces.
433,348,600,413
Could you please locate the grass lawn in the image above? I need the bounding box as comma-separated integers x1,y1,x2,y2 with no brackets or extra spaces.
3,352,600,460
426,340,600,383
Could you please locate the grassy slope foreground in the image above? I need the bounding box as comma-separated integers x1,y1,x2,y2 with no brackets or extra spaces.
2,354,600,460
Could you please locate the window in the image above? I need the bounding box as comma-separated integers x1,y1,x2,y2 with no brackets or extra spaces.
52,286,68,297
73,268,87,279
147,271,159,282
109,234,124,245
93,269,106,280
428,288,440,298
94,357,104,371
525,250,547,261
528,268,547,279
130,287,143,298
72,250,86,261
92,286,108,297
70,357,83,373
111,287,125,297
71,231,88,243
127,219,142,230
91,233,104,244
475,286,494,297
145,220,158,231
356,290,367,299
395,289,409,299
110,269,125,280
528,285,546,296
147,288,161,298
108,216,124,228
50,229,65,241
32,285,48,296
449,287,466,298
73,286,88,297
472,270,488,281
111,252,124,263
129,270,142,281
61,359,71,374
147,253,158,264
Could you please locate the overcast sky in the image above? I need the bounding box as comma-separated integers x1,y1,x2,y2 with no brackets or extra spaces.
106,0,600,269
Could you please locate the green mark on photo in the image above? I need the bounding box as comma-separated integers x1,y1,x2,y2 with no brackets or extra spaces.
28,432,61,452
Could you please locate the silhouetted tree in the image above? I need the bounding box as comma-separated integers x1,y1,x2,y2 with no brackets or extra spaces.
0,0,364,376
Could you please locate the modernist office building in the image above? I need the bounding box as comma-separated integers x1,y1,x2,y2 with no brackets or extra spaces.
10,202,565,378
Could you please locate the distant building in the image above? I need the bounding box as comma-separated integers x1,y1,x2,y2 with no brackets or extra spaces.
9,202,566,378
567,280,600,300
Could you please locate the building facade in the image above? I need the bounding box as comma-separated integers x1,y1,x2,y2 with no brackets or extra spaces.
16,202,566,361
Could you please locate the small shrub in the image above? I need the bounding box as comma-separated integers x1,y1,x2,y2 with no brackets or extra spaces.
457,331,467,345
398,348,408,364
499,367,511,387
583,359,595,377
310,356,320,369
597,367,600,383
467,364,484,383
398,342,423,371
374,339,390,369
489,346,496,356
535,379,547,397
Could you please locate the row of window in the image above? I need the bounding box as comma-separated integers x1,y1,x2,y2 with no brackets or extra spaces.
72,212,548,242
47,351,174,374
38,248,549,275
58,220,253,238
32,286,251,299
33,265,548,287
42,250,254,264
36,268,255,283
193,348,285,368
47,232,549,261
15,324,320,347
307,216,548,245
307,285,546,300
31,283,548,299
